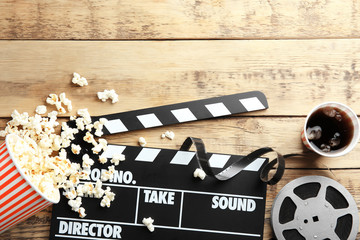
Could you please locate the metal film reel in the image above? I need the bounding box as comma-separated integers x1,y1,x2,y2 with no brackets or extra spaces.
271,176,359,240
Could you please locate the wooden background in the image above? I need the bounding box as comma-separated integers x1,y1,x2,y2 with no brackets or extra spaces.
1,0,360,239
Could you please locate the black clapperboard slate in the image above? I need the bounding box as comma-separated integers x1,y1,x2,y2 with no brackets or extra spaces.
50,91,269,240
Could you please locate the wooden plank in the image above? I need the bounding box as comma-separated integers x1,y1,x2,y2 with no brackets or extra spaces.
2,116,360,169
1,0,360,40
1,40,360,116
1,169,359,239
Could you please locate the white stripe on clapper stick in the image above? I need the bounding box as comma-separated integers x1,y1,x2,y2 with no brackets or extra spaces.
104,119,128,134
239,97,265,112
205,102,232,117
135,148,161,162
100,145,126,159
137,113,163,128
170,151,196,165
171,108,197,123
208,154,231,168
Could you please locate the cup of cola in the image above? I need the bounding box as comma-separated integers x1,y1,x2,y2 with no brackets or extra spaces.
301,102,360,157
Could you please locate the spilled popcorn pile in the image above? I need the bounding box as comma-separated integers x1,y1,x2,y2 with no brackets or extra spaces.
0,73,123,219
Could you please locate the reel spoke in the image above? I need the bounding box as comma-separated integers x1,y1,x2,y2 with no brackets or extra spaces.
317,182,328,200
334,208,351,219
288,191,305,207
279,220,298,231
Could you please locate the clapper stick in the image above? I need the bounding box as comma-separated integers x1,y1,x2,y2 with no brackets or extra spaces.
67,91,268,162
67,90,270,178
90,91,268,135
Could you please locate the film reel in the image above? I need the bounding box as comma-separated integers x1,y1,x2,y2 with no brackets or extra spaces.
271,176,359,240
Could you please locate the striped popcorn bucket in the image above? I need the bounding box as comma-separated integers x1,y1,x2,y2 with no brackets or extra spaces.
302,102,360,157
0,134,60,233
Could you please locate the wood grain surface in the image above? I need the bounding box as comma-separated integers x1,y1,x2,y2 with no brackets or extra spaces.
1,0,360,40
1,0,360,239
1,40,360,117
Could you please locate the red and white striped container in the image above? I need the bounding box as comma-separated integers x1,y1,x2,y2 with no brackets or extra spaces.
0,134,60,234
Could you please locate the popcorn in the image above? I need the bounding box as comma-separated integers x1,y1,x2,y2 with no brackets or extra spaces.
93,118,108,137
68,196,82,212
75,117,85,131
76,184,85,197
0,130,6,137
2,87,123,219
73,182,91,197
46,94,59,105
138,137,146,147
100,197,111,208
193,168,206,180
59,92,72,112
98,138,108,150
111,153,125,166
52,135,62,151
78,207,87,218
35,105,47,115
61,138,71,148
101,165,115,182
142,217,155,232
92,144,103,155
47,111,58,119
59,92,68,104
71,162,81,171
71,144,81,155
63,187,77,200
77,170,90,180
46,92,72,115
85,123,93,131
97,89,119,104
92,138,107,154
100,187,115,208
59,148,67,159
93,180,105,198
77,109,91,125
99,118,108,124
11,110,29,126
72,72,88,87
57,105,67,115
82,154,95,169
161,130,175,140
6,133,71,202
98,156,108,164
69,173,80,187
82,182,95,196
83,131,96,146
61,122,79,141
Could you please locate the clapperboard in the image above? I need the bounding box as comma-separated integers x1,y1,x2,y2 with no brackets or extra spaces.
50,91,269,240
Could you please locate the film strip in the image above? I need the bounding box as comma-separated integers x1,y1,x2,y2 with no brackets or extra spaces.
179,137,293,185
50,145,268,240
91,91,268,135
271,176,359,240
